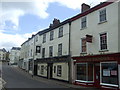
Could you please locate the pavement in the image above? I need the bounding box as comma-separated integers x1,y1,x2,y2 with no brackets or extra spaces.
12,66,99,90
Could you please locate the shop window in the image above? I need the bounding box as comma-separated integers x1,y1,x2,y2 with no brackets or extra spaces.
57,65,62,77
41,65,44,75
101,62,118,85
76,63,93,81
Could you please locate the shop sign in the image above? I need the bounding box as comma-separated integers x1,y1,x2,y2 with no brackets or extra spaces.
111,70,117,76
103,69,110,76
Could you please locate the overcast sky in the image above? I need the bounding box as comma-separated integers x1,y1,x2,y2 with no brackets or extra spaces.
0,0,108,51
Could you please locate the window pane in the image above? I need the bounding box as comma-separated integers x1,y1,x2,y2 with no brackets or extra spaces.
77,64,87,81
101,63,118,85
88,63,93,81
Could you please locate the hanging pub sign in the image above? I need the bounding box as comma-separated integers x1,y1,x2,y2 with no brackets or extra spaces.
36,46,41,53
86,34,93,43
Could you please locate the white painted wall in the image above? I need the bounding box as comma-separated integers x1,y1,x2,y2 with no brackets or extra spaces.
53,62,69,81
35,23,70,59
9,49,20,64
71,2,119,57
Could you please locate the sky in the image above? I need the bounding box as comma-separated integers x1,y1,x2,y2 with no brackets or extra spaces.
0,0,109,51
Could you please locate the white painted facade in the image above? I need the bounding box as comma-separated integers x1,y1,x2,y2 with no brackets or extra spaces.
0,49,6,61
71,2,119,57
9,47,21,65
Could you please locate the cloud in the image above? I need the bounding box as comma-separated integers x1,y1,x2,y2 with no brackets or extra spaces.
0,0,108,50
0,31,38,51
1,0,107,31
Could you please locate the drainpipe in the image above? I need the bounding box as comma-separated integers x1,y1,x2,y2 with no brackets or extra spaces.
32,36,35,76
68,21,73,83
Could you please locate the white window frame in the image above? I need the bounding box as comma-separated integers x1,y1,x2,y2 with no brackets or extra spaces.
81,38,87,53
81,16,87,29
99,8,107,23
100,61,118,87
99,32,108,51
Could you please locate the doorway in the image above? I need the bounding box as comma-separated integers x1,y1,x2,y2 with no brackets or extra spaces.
47,63,53,79
94,63,100,87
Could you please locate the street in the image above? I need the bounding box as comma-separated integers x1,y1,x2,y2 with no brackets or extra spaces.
2,63,70,89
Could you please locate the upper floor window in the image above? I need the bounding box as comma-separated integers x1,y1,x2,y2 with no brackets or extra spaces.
50,31,54,41
58,27,63,38
42,48,45,58
81,17,87,29
49,46,53,57
100,33,107,50
58,43,62,56
43,34,46,43
36,46,41,53
99,9,106,23
81,38,87,53
36,36,38,42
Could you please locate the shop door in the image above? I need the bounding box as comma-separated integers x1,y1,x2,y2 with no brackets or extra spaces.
47,63,53,79
34,65,37,75
94,63,100,87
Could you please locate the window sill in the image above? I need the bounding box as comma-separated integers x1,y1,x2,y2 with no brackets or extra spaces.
80,52,87,54
98,20,107,24
99,49,109,52
100,83,118,87
80,27,87,30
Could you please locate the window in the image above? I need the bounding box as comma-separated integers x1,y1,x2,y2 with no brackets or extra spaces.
43,34,46,43
42,48,45,58
81,38,87,53
99,9,106,22
58,43,62,56
49,46,53,57
76,63,93,81
36,46,41,53
58,27,63,38
36,36,38,42
50,31,54,41
81,17,87,29
54,66,56,73
57,65,62,77
41,65,44,75
101,62,118,85
100,33,107,50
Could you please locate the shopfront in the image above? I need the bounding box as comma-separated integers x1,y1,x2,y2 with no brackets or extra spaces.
73,53,120,90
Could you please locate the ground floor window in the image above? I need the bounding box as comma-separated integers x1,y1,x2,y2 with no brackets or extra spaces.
29,61,33,70
101,62,118,85
57,65,62,77
41,65,44,75
76,63,93,81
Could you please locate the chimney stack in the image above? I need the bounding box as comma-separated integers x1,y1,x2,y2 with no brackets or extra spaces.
49,18,60,28
81,3,90,13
